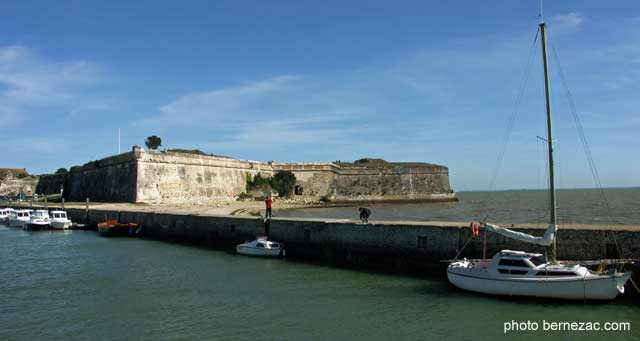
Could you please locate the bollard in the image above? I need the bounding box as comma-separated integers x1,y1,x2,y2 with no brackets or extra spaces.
85,197,90,224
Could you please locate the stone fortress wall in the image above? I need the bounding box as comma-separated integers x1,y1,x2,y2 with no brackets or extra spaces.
36,149,454,204
136,150,274,204
277,159,452,202
36,152,138,202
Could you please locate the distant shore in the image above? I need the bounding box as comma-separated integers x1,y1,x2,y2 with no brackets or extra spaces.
4,200,305,217
3,195,458,218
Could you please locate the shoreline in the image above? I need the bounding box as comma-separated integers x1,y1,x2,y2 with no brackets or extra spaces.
2,195,458,217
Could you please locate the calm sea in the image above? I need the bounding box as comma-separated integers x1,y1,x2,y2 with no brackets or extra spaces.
1,188,639,340
277,188,640,226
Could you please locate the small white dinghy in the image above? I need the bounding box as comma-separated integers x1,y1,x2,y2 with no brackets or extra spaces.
236,236,285,257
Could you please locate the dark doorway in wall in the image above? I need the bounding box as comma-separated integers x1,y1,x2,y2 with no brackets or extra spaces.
294,185,304,195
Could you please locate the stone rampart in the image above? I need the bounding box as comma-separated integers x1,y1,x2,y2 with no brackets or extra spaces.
36,152,138,202
136,151,274,204
274,161,452,202
36,150,454,204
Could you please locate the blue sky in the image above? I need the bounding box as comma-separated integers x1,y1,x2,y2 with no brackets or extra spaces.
1,1,638,191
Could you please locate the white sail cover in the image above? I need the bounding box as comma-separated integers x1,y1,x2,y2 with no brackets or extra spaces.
484,223,557,246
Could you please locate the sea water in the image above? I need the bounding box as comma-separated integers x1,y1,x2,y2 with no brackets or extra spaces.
0,223,638,340
277,188,640,226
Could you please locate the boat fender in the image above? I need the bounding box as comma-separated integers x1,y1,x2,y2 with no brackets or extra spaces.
470,222,480,238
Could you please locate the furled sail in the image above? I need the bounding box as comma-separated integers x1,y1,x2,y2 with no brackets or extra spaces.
483,223,557,246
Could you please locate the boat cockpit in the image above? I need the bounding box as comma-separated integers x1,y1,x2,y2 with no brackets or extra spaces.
491,250,582,278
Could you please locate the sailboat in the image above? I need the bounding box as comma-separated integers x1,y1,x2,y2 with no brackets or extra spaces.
446,20,632,300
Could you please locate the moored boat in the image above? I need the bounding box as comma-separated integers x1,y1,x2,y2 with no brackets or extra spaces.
50,210,72,229
25,209,51,230
447,250,631,300
8,209,31,228
97,219,141,237
446,18,633,300
0,208,13,224
236,236,285,257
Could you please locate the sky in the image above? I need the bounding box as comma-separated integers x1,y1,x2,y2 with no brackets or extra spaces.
1,1,639,191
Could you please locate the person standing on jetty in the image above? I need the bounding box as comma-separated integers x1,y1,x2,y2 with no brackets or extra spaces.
265,195,273,219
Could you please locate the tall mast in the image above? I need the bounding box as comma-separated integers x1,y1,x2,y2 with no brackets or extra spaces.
539,22,557,261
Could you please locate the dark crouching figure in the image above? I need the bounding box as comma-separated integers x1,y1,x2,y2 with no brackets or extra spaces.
359,207,371,223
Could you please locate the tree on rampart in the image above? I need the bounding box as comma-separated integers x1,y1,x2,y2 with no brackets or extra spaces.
55,168,68,174
246,173,271,192
145,135,162,150
244,171,297,198
271,171,296,198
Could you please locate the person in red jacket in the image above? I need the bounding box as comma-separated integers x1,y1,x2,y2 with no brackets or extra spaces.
265,195,273,218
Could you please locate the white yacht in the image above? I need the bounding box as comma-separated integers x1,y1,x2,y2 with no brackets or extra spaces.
237,236,285,257
446,19,632,300
448,249,631,300
26,209,51,230
8,209,31,228
0,208,13,223
50,210,72,229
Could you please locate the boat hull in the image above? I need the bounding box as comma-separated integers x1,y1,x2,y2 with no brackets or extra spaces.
236,245,283,257
25,222,51,230
8,219,29,228
98,226,132,237
447,267,630,300
97,220,140,237
51,221,72,229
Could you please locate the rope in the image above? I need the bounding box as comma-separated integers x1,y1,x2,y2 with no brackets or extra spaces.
630,277,640,295
487,27,540,190
453,236,475,261
547,30,627,270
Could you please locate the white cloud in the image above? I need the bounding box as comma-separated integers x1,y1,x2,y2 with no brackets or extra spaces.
595,43,640,66
0,45,106,118
0,136,69,154
148,75,299,127
203,111,358,152
549,12,584,33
